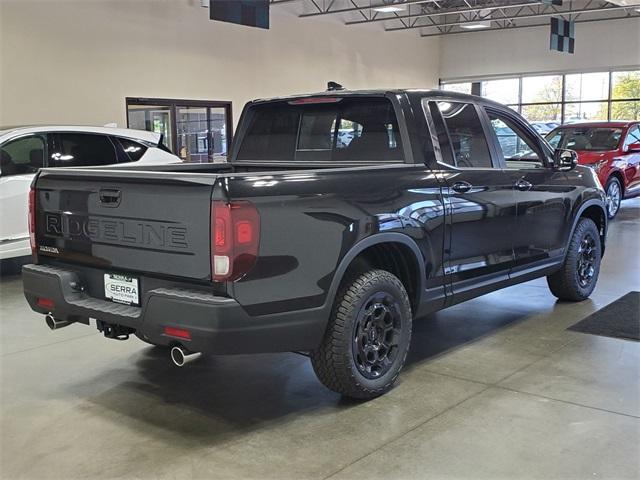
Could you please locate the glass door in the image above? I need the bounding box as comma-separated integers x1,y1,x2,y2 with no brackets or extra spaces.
126,98,233,162
126,104,174,151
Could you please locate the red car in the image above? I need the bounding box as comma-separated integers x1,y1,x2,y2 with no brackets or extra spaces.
547,121,640,218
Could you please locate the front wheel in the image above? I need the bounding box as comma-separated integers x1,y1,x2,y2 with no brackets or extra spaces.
547,218,601,301
604,176,622,219
310,269,412,400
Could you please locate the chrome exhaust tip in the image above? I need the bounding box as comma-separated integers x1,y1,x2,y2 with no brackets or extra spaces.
45,313,71,330
170,346,202,367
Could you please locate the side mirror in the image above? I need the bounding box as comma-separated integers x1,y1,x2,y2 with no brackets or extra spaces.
626,141,640,153
553,148,578,171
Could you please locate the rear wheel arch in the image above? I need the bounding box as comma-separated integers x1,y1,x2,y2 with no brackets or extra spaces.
328,234,425,315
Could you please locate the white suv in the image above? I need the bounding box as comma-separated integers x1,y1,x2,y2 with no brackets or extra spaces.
0,125,181,260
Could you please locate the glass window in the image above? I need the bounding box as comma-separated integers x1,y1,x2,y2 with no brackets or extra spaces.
435,101,492,168
522,75,562,104
116,137,148,162
442,82,472,95
565,72,609,102
623,125,640,151
0,135,45,176
521,104,562,126
237,98,403,162
127,105,174,151
298,110,336,151
546,127,623,152
236,103,299,161
481,78,519,105
611,71,640,100
563,102,608,123
610,101,640,121
50,133,118,167
486,111,542,169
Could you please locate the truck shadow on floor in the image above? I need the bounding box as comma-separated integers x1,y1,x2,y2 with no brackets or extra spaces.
73,296,539,445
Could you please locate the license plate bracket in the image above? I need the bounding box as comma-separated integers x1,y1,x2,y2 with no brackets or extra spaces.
104,274,140,306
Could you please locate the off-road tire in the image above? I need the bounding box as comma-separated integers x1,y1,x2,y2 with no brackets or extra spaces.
547,218,601,301
310,269,412,400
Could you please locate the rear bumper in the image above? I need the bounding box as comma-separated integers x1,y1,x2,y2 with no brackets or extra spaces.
22,264,326,354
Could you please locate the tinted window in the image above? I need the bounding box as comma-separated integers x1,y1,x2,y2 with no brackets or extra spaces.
433,101,492,168
623,125,640,151
116,137,148,162
237,98,403,162
486,110,543,169
50,133,118,167
546,127,622,152
0,135,45,176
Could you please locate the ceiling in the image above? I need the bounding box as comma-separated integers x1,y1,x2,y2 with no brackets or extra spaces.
271,0,640,37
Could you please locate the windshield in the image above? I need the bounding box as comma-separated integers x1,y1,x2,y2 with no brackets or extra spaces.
546,127,623,152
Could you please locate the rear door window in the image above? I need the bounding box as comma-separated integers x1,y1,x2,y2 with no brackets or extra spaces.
236,97,404,162
50,133,118,167
0,135,46,176
427,100,493,168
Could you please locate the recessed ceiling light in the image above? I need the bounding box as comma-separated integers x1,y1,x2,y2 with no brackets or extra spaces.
372,5,406,13
460,23,491,29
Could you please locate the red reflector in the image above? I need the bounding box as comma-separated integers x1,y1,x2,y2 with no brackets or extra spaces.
288,97,342,105
163,326,191,340
37,297,55,310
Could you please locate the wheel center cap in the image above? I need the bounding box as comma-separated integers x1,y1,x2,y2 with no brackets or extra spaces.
368,326,377,342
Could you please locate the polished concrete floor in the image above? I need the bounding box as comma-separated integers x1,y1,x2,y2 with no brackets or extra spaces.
1,200,639,480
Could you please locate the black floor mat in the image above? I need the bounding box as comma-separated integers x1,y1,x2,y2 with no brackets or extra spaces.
568,291,640,341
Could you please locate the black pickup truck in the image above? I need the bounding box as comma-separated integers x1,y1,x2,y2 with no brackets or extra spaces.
23,89,607,399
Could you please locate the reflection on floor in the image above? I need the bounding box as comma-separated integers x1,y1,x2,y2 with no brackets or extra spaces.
1,200,638,479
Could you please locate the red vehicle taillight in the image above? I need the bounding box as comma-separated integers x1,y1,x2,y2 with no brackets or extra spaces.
28,187,36,255
211,201,260,281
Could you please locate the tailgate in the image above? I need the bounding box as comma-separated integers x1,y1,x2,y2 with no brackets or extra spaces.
34,168,216,281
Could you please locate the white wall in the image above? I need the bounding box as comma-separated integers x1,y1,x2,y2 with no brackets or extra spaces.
439,17,640,81
0,0,440,128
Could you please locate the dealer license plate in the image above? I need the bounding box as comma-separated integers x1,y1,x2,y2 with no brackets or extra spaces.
104,274,140,306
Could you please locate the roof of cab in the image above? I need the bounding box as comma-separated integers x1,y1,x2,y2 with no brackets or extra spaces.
251,88,498,106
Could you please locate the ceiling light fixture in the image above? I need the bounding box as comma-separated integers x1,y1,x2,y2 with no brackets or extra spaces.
372,5,406,13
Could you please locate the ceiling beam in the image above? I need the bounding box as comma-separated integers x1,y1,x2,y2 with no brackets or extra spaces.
345,1,543,25
385,4,633,31
298,0,438,18
420,12,639,37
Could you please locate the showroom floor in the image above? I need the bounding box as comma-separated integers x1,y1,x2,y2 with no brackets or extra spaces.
1,201,638,480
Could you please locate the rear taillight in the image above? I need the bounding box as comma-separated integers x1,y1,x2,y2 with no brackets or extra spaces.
211,201,260,281
28,187,36,255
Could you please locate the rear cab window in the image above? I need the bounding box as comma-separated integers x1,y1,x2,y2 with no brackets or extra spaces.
236,96,404,163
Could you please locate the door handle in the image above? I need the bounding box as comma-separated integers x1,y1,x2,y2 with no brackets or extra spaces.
451,181,472,194
99,188,121,207
515,179,533,191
